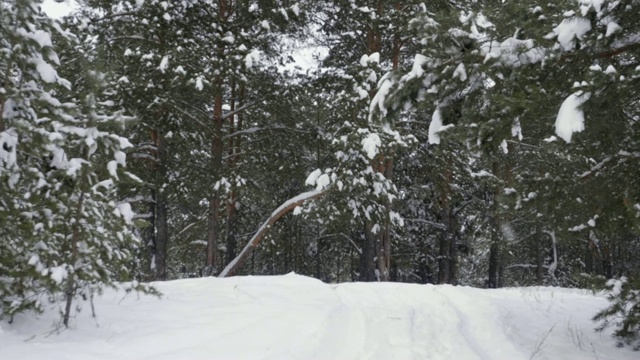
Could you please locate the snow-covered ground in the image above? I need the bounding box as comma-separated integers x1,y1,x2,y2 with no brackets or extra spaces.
1,274,635,360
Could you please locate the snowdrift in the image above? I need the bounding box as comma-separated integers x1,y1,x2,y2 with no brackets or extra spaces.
1,274,636,360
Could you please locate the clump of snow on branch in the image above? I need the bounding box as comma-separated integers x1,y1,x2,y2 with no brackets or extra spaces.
453,63,467,81
0,129,18,171
404,54,428,81
290,3,300,17
512,118,523,140
362,132,381,159
607,277,627,297
305,169,322,187
116,203,134,224
555,91,591,143
370,76,393,121
305,169,333,191
428,108,444,145
49,265,69,285
359,52,380,67
428,108,453,145
245,49,261,69
480,37,545,66
158,56,169,73
545,17,592,51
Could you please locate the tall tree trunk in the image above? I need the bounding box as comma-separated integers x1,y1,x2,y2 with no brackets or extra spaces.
64,189,85,327
437,156,455,284
228,84,245,263
437,218,458,285
145,188,156,280
360,220,377,281
535,220,544,284
363,2,389,280
315,226,322,280
154,133,168,280
499,145,513,288
315,241,322,280
206,31,226,275
437,211,450,284
602,244,613,278
206,97,223,275
226,200,237,266
226,81,238,265
206,195,220,275
376,2,405,282
488,240,500,288
448,225,458,285
584,237,593,275
284,224,291,272
147,129,168,281
375,222,385,281
155,193,168,280
379,157,393,281
488,161,502,288
336,245,342,282
350,246,356,281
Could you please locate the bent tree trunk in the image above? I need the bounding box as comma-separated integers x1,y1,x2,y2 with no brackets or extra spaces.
219,188,331,278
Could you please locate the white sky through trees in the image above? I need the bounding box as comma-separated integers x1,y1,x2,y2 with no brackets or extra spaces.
41,0,77,18
40,0,326,74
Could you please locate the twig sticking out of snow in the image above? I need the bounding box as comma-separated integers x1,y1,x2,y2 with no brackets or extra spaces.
530,324,557,360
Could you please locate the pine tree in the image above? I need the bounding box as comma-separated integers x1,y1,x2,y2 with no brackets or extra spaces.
0,0,150,325
74,0,212,281
301,0,426,282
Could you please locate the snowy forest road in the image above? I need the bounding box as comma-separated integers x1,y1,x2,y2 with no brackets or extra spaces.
1,274,636,360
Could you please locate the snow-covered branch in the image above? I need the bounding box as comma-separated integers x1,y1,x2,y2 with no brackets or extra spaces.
121,195,154,203
219,187,332,278
131,153,158,162
110,36,162,46
223,125,312,139
314,233,363,254
580,150,640,178
403,218,447,230
221,101,261,121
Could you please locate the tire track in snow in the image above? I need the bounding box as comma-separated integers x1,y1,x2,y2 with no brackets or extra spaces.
327,285,373,359
332,284,460,360
435,286,527,360
432,287,492,360
264,283,369,360
382,286,449,359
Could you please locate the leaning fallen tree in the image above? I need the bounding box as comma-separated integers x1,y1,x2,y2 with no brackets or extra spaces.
219,187,331,277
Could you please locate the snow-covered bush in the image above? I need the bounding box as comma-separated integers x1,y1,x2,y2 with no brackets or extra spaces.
594,277,640,349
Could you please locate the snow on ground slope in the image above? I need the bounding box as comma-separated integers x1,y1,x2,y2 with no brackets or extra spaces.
1,274,636,360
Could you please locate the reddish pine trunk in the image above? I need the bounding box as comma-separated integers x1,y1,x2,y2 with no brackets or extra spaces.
206,0,229,273
207,76,223,274
226,81,238,265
